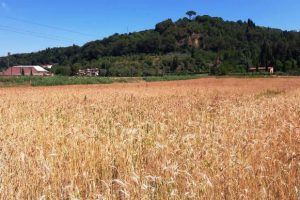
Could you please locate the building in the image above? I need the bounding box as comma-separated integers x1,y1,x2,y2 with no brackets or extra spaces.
41,64,53,69
248,66,274,74
0,66,52,76
78,68,99,76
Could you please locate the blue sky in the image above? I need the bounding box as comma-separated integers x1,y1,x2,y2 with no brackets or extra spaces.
0,0,300,56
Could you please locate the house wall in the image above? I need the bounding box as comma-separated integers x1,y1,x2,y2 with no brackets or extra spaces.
0,67,51,76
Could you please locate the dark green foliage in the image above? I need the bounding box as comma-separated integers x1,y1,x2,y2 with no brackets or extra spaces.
1,13,300,76
52,65,71,76
260,41,273,68
21,68,25,76
161,35,177,52
0,75,206,87
186,11,197,20
247,19,256,28
155,19,174,34
171,56,179,71
0,76,135,87
136,31,161,53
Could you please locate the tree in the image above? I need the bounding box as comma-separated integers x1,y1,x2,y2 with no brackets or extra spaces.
21,68,25,76
186,11,197,20
213,55,222,74
2,14,300,76
136,32,160,53
161,35,177,52
247,19,256,28
70,63,81,76
155,19,174,34
171,56,179,72
260,41,273,69
82,42,104,61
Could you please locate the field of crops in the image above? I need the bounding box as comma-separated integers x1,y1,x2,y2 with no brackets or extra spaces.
0,77,299,199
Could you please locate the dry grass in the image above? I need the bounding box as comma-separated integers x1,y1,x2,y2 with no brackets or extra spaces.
0,77,299,199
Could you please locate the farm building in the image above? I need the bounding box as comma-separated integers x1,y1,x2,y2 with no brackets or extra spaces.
0,65,52,76
248,66,274,74
41,64,54,69
78,68,99,76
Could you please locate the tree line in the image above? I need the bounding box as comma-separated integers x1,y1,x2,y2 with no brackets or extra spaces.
1,11,300,76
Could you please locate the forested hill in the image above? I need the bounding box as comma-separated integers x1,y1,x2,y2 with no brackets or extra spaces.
1,13,300,76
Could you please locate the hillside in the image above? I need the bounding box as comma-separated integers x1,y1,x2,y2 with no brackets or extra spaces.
1,13,300,76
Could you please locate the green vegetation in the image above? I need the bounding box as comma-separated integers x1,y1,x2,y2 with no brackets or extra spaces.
1,12,300,76
0,76,136,87
29,76,131,86
0,74,209,87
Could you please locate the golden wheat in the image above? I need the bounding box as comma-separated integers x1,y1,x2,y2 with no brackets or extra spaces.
0,78,299,199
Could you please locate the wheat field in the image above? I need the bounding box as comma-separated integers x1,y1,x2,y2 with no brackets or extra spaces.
0,78,299,199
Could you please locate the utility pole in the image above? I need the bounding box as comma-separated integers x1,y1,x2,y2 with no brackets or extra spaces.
7,52,11,75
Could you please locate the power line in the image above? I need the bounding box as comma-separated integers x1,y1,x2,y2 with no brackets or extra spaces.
0,25,76,43
0,25,74,42
0,15,98,37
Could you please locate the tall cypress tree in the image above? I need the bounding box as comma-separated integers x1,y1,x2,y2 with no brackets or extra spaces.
260,41,273,70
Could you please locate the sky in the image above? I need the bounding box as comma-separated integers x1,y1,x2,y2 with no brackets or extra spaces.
0,0,300,56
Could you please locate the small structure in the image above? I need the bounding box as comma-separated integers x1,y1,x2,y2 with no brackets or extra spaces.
248,66,274,74
0,66,52,76
78,68,99,76
41,64,53,69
